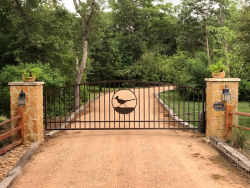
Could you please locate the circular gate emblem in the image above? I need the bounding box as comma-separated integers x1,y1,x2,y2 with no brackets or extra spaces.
112,90,137,114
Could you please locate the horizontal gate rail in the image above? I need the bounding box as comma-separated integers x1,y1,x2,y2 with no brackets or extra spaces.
44,80,206,131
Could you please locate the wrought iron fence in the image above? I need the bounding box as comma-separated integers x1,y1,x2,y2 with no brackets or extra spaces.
44,80,206,131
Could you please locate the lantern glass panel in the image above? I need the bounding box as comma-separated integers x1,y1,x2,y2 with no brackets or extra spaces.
18,90,26,106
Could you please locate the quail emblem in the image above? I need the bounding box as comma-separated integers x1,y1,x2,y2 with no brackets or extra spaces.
112,90,137,114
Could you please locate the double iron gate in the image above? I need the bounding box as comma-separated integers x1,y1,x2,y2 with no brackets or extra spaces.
44,80,206,131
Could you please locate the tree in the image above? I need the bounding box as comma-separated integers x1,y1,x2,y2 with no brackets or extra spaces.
72,0,103,108
177,0,217,64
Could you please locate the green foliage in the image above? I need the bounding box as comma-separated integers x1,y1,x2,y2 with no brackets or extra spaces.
0,116,7,123
208,60,226,73
0,0,249,117
230,128,247,149
126,52,168,81
0,116,8,130
239,81,250,101
23,67,42,79
0,63,66,116
163,51,210,89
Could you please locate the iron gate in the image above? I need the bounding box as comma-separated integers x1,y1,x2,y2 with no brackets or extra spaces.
44,80,206,131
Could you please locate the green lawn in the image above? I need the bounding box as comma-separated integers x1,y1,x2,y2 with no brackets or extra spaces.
238,101,250,126
159,91,204,128
159,91,250,135
238,101,250,142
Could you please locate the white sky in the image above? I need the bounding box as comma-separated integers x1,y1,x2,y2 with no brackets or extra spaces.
61,0,181,13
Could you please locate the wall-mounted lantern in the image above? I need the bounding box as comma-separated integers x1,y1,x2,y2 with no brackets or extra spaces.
18,89,26,106
223,88,231,102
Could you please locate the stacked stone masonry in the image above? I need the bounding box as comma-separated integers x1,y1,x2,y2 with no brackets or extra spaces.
9,82,44,144
205,78,240,140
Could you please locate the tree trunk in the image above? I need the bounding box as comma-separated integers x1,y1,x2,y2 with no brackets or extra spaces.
75,40,88,109
73,0,95,110
205,21,211,65
220,4,231,77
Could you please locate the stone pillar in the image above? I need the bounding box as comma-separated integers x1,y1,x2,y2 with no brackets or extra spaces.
9,82,44,144
205,78,240,140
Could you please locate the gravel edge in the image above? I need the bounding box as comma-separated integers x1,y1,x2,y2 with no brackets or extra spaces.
0,142,40,188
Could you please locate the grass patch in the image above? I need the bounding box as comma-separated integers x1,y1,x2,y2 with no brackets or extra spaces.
238,101,250,129
159,90,204,128
237,101,250,149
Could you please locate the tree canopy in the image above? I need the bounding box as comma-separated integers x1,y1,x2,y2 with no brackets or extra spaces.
0,0,249,115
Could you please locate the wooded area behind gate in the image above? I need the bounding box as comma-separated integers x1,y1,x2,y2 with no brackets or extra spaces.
0,0,249,118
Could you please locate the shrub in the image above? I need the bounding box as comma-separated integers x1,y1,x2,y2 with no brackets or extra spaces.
230,128,247,149
0,116,8,123
0,116,8,130
239,80,250,101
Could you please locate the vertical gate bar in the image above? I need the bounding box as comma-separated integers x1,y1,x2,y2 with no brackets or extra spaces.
99,85,101,128
59,89,61,128
188,88,190,123
109,82,111,128
119,110,121,128
89,84,91,128
54,89,56,129
64,88,66,127
94,84,96,128
129,82,131,128
202,91,205,131
143,86,145,128
153,84,155,128
133,84,136,128
45,93,48,130
158,83,160,128
129,112,131,128
168,84,170,128
183,87,185,125
193,90,195,128
148,86,150,128
69,87,71,128
198,91,200,130
163,84,165,128
118,82,121,129
84,84,86,128
49,93,51,129
79,85,81,128
74,86,76,128
178,85,181,128
113,82,116,128
139,86,140,128
173,86,175,128
104,86,105,129
124,114,125,128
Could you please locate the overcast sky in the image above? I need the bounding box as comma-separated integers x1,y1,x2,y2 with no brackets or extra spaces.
61,0,181,13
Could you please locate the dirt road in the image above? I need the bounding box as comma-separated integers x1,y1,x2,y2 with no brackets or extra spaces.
10,87,249,188
10,130,249,188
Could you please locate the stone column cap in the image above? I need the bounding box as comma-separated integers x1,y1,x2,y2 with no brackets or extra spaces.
8,82,45,86
205,78,241,82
